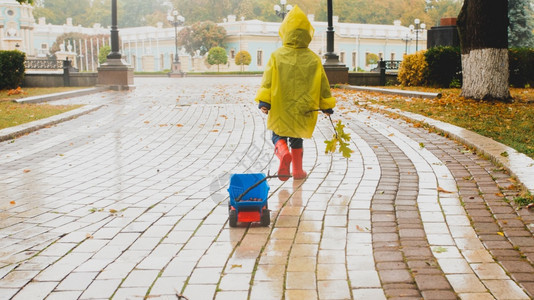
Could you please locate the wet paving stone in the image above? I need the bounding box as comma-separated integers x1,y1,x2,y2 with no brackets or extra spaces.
0,77,533,299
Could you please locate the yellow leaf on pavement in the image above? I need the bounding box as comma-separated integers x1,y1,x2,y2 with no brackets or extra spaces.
437,187,453,193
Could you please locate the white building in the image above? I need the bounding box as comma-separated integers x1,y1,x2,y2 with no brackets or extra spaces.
0,0,34,53
120,14,425,73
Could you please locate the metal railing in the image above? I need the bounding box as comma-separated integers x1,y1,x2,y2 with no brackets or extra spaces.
382,60,402,71
379,59,402,85
24,59,64,70
24,59,75,86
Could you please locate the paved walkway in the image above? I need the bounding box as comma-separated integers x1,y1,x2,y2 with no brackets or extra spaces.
0,77,533,300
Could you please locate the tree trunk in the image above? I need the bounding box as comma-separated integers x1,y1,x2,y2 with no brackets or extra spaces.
461,49,510,99
457,0,511,101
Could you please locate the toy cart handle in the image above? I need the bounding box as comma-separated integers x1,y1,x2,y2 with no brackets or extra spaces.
235,172,291,202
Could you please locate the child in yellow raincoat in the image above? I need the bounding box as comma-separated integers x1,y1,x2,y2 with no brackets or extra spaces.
255,5,336,181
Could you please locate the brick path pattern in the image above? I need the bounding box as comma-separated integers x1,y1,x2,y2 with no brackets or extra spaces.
0,77,533,300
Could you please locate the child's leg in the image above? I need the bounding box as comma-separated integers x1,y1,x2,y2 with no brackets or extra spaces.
273,132,291,181
289,138,307,180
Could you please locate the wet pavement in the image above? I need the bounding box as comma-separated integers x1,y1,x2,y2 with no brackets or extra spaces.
0,77,533,300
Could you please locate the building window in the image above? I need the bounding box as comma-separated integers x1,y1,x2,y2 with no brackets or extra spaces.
351,52,357,69
257,50,263,67
230,49,235,59
339,51,345,64
365,52,370,67
378,52,384,60
41,43,48,49
390,53,396,61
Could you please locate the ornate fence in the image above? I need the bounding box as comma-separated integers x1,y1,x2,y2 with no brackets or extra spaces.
24,59,74,86
379,59,402,85
382,60,402,71
24,59,64,70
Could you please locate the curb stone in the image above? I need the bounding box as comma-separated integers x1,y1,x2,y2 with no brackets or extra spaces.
0,104,103,142
340,85,442,99
15,87,108,104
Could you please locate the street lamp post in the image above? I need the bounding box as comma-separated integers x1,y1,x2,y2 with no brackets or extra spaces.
322,0,348,84
274,0,292,20
107,0,121,60
409,19,426,52
97,0,135,90
167,10,185,77
402,33,412,54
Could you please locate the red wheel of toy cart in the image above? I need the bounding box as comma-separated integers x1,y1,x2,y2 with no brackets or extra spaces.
229,208,238,227
260,208,270,226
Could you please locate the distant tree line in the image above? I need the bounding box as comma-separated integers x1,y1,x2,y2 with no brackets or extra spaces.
30,0,461,27
25,0,533,48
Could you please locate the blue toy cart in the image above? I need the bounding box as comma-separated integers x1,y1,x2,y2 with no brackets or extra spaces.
227,173,271,227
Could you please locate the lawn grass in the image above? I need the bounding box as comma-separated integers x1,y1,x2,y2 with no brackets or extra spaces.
336,87,534,160
0,87,83,130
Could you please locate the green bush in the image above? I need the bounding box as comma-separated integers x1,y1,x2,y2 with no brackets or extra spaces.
509,48,534,88
98,45,111,64
207,46,228,72
366,53,379,66
0,50,26,90
424,46,462,88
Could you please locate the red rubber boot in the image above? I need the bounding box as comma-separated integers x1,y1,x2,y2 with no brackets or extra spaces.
291,148,307,180
275,140,292,181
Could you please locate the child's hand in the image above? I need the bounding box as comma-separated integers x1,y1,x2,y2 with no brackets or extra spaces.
258,101,270,114
322,108,334,116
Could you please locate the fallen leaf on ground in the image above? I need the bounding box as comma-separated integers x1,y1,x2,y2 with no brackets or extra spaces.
10,201,15,205
23,169,31,173
437,187,453,193
433,246,448,253
355,225,366,232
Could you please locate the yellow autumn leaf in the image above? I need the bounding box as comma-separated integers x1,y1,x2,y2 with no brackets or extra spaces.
437,187,453,193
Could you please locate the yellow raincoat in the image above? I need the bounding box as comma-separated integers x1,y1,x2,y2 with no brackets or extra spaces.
255,5,336,139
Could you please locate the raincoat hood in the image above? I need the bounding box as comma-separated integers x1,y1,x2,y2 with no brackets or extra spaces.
279,5,314,48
